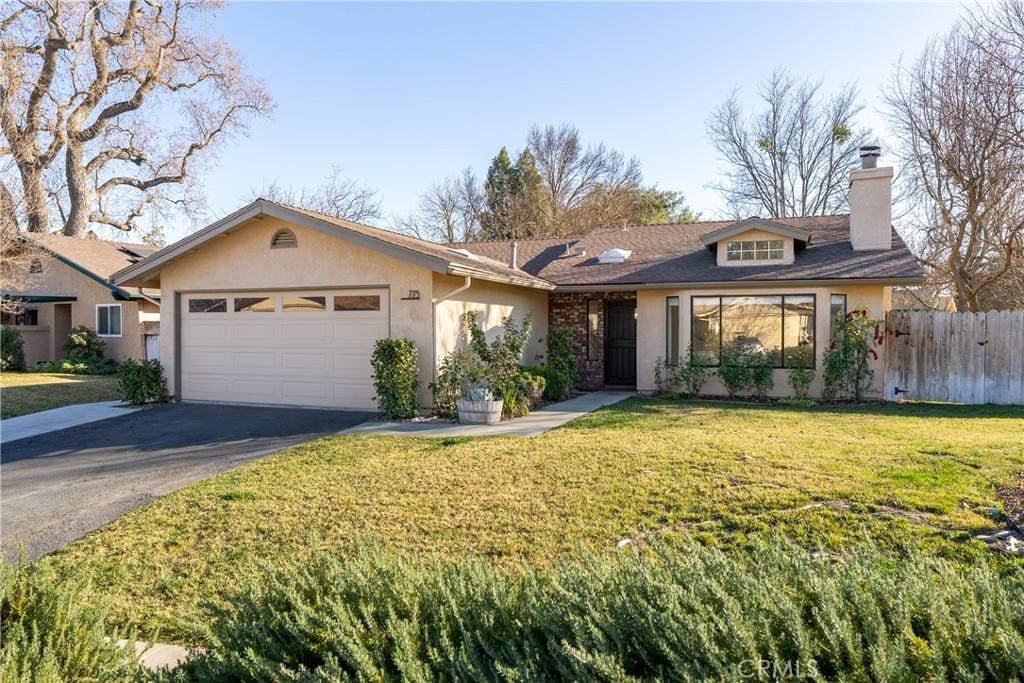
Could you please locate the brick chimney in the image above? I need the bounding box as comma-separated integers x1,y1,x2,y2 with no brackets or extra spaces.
849,145,893,251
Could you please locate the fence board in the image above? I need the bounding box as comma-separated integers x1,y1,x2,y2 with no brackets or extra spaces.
885,310,1023,405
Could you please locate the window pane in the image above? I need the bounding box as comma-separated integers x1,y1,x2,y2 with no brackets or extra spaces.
97,306,109,334
666,297,680,365
783,295,814,367
283,296,326,312
830,294,847,340
721,296,782,365
188,298,227,313
587,300,600,361
333,295,380,311
234,297,275,312
109,305,122,336
691,296,721,365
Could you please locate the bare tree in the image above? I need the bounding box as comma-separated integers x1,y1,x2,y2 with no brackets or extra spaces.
707,69,870,218
526,124,642,236
250,166,381,223
1,0,272,236
0,211,43,313
885,19,1024,311
395,168,483,243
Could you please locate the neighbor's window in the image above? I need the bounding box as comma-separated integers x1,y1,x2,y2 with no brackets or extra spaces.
283,295,326,312
0,309,38,325
666,296,680,365
96,304,122,337
234,297,275,313
690,294,815,368
725,240,784,261
188,298,227,313
333,295,380,311
587,300,600,361
830,294,847,340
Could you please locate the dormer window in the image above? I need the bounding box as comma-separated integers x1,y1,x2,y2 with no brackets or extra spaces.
726,240,784,262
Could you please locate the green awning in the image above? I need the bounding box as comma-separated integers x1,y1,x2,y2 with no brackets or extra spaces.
1,295,78,303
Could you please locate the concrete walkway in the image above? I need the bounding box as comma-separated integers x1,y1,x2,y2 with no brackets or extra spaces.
341,390,634,438
1,400,140,445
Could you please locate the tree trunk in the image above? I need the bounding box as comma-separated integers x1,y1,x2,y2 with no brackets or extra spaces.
18,163,50,233
63,142,90,237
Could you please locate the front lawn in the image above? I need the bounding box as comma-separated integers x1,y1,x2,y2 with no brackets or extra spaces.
39,399,1024,644
0,372,120,419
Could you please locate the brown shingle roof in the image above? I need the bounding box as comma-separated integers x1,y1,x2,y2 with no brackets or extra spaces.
29,234,160,298
450,215,924,287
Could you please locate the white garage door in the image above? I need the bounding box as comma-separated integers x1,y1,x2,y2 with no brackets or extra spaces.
180,289,388,409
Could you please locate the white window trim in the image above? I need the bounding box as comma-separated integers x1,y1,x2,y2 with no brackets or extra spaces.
96,303,123,338
725,240,785,262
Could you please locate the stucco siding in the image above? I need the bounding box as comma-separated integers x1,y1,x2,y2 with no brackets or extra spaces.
636,283,890,398
157,216,436,405
433,274,549,373
7,257,147,363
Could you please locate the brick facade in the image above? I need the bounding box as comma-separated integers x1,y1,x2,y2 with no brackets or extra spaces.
549,291,637,391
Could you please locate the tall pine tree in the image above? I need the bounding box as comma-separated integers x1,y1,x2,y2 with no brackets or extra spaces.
482,148,518,239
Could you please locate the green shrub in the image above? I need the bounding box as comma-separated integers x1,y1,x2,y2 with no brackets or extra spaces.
1,563,143,682
787,364,814,400
543,325,578,401
431,346,480,419
370,338,420,419
1,326,26,371
465,310,532,389
718,343,753,397
179,542,1024,681
524,363,571,403
823,307,884,402
673,345,710,397
748,351,775,399
117,359,169,404
652,356,672,395
63,325,105,360
33,357,119,375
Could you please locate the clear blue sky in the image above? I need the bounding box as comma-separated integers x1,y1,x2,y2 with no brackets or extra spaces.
177,1,968,242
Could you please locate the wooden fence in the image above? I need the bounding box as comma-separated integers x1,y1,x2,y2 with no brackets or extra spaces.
884,310,1024,405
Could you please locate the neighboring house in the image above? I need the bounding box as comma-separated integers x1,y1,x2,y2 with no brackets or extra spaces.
113,148,923,409
2,235,161,367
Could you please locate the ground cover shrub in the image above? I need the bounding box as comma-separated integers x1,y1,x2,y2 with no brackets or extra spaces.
117,359,169,404
33,357,119,375
370,338,419,419
176,542,1024,682
1,326,26,371
1,563,143,682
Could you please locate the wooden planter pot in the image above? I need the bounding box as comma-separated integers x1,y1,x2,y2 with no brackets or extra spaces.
456,398,503,425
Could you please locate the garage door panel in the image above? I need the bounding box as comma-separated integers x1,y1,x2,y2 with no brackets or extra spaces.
180,288,388,409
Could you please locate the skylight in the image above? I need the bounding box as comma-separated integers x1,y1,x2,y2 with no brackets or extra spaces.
598,248,632,264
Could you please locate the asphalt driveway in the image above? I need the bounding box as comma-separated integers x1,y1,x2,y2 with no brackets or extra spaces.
1,403,371,563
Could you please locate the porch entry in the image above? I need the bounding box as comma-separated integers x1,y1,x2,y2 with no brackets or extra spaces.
604,300,637,386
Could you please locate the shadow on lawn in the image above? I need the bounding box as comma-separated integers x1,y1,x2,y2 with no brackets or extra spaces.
566,396,1024,430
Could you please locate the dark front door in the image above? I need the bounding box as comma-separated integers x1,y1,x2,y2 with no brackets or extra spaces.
604,300,637,386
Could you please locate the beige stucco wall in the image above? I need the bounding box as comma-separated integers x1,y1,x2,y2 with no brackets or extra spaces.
6,256,149,364
433,274,549,372
715,229,795,267
156,216,437,405
636,283,891,398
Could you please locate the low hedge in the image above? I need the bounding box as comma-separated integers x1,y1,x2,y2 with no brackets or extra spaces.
370,338,419,419
118,359,169,404
34,357,119,375
1,563,143,682
178,542,1024,681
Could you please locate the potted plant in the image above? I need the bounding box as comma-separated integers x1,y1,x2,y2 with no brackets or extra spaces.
456,384,503,425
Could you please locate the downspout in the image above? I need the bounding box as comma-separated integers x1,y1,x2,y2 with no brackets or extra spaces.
431,276,472,384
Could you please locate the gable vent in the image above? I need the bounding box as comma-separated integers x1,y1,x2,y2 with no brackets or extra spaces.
271,228,297,249
598,248,632,264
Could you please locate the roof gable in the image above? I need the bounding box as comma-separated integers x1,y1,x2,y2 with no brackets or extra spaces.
21,234,158,301
112,200,554,291
698,218,811,248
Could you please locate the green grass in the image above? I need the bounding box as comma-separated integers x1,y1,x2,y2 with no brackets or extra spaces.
0,372,120,419
37,399,1024,644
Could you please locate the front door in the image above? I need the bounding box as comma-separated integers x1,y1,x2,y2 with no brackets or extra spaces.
604,300,637,386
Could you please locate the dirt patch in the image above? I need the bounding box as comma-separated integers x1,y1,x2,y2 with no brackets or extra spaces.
996,471,1024,532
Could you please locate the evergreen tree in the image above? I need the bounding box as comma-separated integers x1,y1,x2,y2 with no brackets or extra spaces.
482,148,518,239
513,148,544,236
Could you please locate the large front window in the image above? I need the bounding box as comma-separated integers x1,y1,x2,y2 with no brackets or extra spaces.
691,294,815,368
